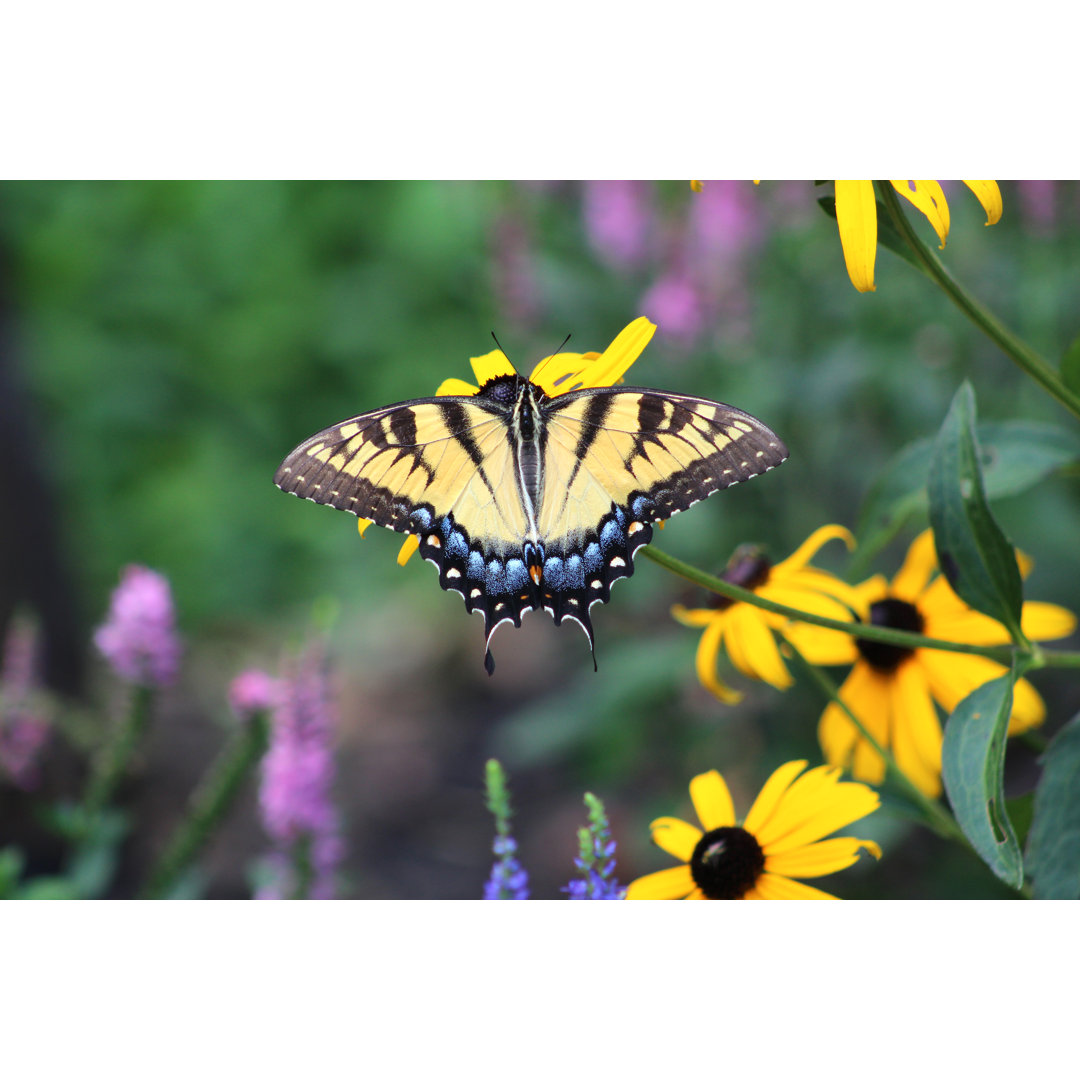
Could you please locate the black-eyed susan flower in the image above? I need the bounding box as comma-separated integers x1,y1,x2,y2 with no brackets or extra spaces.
359,317,658,564
811,529,1077,798
672,525,864,703
626,761,881,900
834,180,1002,293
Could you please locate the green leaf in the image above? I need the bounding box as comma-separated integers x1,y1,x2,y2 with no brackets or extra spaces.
0,847,25,898
15,876,82,900
927,382,1024,641
855,419,1080,571
941,667,1024,889
1025,712,1080,899
1062,333,1080,397
817,195,926,274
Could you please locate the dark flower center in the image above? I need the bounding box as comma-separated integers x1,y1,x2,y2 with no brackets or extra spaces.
689,826,766,899
708,546,772,611
856,597,925,673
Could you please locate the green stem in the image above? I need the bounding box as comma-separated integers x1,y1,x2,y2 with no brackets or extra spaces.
782,636,970,847
140,709,272,899
876,182,1080,421
641,545,1015,661
83,684,154,819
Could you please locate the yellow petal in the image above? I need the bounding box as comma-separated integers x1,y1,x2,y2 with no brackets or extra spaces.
670,604,720,629
436,377,480,397
741,760,810,836
834,180,878,293
1008,677,1047,735
771,524,855,575
357,517,374,537
890,180,950,248
397,534,420,566
625,864,695,900
576,317,656,389
756,766,881,854
765,836,881,878
891,658,944,798
648,816,703,862
469,349,515,386
528,351,590,396
722,604,793,690
751,872,839,900
689,770,737,831
890,528,938,601
962,181,1003,225
690,180,704,193
817,662,891,786
692,613,743,704
1020,601,1077,642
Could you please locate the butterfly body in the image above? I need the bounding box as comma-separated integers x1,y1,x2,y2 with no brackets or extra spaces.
275,373,787,673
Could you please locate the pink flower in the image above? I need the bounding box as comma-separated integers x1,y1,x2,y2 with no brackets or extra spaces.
93,566,180,686
228,669,282,722
582,181,653,267
639,273,706,346
0,618,51,790
258,648,343,899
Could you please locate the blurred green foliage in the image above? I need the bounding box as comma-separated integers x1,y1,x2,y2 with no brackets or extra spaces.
2,180,1077,898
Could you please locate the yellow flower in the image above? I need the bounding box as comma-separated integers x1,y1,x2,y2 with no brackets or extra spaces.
626,761,881,899
672,524,864,703
359,317,657,563
812,529,1077,798
834,180,1003,293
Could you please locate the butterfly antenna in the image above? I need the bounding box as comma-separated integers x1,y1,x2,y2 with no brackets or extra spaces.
490,331,519,374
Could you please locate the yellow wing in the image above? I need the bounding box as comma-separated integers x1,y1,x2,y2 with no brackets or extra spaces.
533,386,788,638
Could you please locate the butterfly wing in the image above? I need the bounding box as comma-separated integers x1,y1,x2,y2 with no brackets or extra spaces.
535,386,788,643
275,396,541,660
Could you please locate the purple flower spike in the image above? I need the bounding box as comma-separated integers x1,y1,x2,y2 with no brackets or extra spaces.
258,648,343,899
93,566,181,687
228,669,282,723
583,181,653,267
0,618,51,790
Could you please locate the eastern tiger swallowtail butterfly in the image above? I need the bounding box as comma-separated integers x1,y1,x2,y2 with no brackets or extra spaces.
275,371,787,673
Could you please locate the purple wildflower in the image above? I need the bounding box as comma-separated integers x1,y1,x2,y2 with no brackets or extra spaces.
689,180,761,264
582,181,653,267
563,793,625,900
492,211,540,327
93,566,180,687
484,834,530,900
228,668,282,723
0,618,51,790
258,648,343,899
639,272,706,346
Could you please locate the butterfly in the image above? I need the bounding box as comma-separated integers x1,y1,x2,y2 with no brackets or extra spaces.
275,371,787,673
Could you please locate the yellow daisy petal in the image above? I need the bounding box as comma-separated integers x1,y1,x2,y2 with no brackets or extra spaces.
834,180,878,293
469,349,515,386
892,658,944,797
1020,601,1077,642
625,864,695,900
528,351,591,396
853,574,890,609
577,317,656,389
765,836,881,878
722,604,793,690
741,760,810,836
751,872,839,900
890,528,938,601
397,534,420,565
690,180,704,193
757,768,881,854
962,181,1003,225
767,568,867,616
670,604,719,629
357,517,374,537
689,770,737,831
693,615,744,704
818,662,891,786
770,524,855,575
648,817,703,862
435,377,480,397
890,181,950,248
